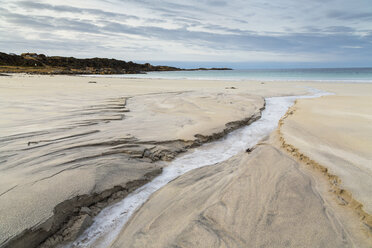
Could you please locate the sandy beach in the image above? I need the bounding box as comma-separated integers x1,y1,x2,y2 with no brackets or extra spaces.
0,74,371,247
110,81,372,247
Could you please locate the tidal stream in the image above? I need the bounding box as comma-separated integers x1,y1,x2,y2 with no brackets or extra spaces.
66,88,330,248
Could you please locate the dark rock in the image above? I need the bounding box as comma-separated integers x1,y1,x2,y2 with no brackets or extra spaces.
0,52,181,74
0,52,233,74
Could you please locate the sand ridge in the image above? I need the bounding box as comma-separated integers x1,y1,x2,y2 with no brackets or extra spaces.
108,81,372,248
1,75,372,247
110,144,353,248
0,75,265,247
278,95,372,239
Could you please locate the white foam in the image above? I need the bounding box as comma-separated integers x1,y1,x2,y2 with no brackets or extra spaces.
64,89,331,248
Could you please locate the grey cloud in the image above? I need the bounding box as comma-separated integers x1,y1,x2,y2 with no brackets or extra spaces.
17,1,140,20
0,7,53,29
101,19,372,56
209,1,228,6
1,0,372,64
324,26,356,33
303,25,357,34
0,36,102,55
127,0,234,22
328,10,372,21
2,4,372,57
0,7,102,34
16,0,213,31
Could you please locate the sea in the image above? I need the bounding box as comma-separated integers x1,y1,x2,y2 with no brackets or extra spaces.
90,67,372,82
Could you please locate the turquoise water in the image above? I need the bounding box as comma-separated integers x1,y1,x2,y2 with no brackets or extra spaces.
91,68,372,82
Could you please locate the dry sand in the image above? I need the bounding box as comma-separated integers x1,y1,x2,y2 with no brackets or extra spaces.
111,144,353,248
0,75,268,247
279,94,372,242
281,96,372,212
1,74,371,247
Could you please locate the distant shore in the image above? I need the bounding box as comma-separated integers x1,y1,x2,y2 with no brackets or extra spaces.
0,52,231,75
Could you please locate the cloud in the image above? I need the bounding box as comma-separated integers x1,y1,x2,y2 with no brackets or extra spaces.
341,46,363,49
328,10,372,21
17,1,140,20
0,0,371,66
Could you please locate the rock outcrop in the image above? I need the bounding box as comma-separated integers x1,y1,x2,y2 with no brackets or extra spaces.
0,52,232,74
0,52,181,74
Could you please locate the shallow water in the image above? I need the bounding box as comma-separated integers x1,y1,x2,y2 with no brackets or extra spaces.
87,68,372,82
66,89,331,248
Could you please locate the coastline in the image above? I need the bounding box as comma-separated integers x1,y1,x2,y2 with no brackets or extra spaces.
80,67,372,83
0,75,266,247
80,73,372,83
0,75,371,247
0,52,231,75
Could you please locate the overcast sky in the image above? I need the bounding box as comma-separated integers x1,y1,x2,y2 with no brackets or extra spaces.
0,0,371,68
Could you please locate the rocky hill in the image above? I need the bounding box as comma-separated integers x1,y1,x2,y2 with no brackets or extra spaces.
0,52,181,74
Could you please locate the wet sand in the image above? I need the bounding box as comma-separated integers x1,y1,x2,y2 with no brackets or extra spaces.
111,144,353,248
1,74,372,247
1,75,269,247
110,81,372,247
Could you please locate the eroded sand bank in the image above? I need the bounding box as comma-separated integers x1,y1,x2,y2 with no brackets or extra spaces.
1,75,372,247
279,95,372,236
281,96,372,211
111,144,354,248
109,82,372,247
1,75,268,247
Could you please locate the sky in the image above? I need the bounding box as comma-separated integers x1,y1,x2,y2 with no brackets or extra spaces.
0,0,372,68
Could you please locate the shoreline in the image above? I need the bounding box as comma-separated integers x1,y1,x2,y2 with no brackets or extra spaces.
108,95,372,248
277,96,372,242
3,71,372,83
109,137,355,248
66,95,301,247
278,107,372,237
1,75,371,247
79,73,372,83
4,103,265,248
0,75,266,247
